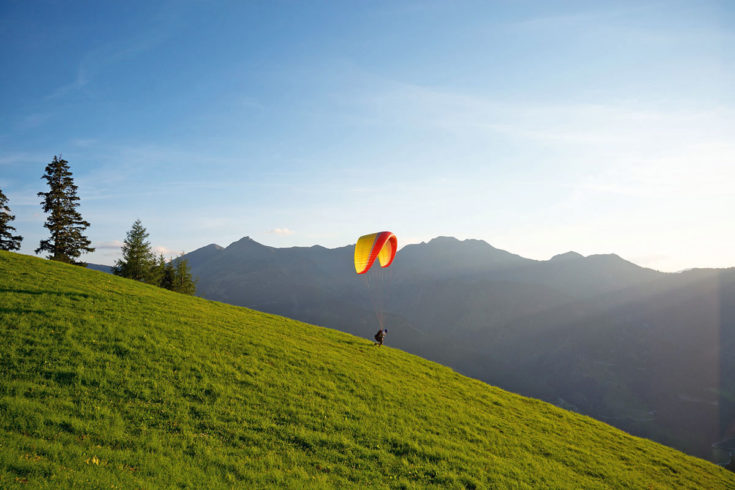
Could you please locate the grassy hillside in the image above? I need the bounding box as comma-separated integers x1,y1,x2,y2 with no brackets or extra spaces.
183,237,735,462
1,251,733,488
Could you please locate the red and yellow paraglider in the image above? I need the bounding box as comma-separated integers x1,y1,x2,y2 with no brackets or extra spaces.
354,231,397,274
354,231,397,337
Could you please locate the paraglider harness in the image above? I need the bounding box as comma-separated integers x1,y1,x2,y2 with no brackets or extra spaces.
374,328,387,346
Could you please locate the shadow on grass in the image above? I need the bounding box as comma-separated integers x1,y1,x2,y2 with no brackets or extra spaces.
334,338,367,346
0,307,49,316
0,288,91,298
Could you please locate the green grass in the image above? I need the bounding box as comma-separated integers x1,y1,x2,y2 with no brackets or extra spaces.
1,251,733,488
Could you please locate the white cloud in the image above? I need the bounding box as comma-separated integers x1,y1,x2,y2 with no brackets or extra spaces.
153,245,184,258
268,228,295,236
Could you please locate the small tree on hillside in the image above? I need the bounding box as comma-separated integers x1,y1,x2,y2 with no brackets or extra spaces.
0,188,23,251
157,255,176,290
114,219,155,282
172,256,196,295
36,155,94,265
149,253,168,288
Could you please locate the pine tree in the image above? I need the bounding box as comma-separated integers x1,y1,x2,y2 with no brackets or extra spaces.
149,253,168,288
113,219,155,282
36,155,94,265
172,257,196,295
0,188,23,251
159,257,176,291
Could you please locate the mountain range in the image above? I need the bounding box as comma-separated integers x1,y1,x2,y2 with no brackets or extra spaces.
158,236,733,463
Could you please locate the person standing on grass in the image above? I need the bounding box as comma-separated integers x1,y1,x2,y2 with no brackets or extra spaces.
374,328,387,346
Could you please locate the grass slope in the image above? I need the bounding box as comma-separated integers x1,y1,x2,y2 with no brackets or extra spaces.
1,251,733,489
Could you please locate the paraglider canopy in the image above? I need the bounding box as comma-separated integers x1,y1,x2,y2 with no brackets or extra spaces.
354,231,397,274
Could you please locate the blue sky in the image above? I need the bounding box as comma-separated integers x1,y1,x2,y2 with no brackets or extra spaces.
1,1,733,271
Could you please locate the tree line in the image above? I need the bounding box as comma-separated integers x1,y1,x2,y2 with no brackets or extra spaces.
114,219,196,294
0,155,195,295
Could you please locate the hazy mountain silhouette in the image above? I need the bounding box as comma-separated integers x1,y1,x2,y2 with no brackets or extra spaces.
87,263,113,274
180,236,735,463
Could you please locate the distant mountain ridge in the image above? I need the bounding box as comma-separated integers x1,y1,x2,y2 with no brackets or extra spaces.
179,236,734,464
87,263,113,274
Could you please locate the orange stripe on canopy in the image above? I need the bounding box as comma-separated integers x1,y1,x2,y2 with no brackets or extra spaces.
354,231,397,274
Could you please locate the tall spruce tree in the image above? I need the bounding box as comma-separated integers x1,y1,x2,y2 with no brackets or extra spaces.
113,219,155,282
0,188,23,251
36,155,94,265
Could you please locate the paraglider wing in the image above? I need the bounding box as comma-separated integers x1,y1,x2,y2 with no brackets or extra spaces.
354,231,397,274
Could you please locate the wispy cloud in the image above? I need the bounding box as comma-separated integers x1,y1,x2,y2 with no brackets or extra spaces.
575,142,735,199
341,79,735,185
509,3,649,31
45,10,179,101
70,142,308,203
71,138,98,148
96,240,124,250
510,4,734,46
0,151,50,167
350,80,734,147
46,66,90,100
16,113,54,130
239,96,264,110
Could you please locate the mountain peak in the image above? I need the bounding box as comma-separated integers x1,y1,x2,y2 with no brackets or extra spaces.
426,236,493,248
587,253,629,264
426,236,461,244
227,236,266,249
398,236,530,272
550,251,584,261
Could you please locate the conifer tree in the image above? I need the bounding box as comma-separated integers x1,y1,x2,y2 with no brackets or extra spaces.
113,219,155,282
0,188,23,251
172,257,196,295
159,256,176,291
36,155,94,265
149,253,168,288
